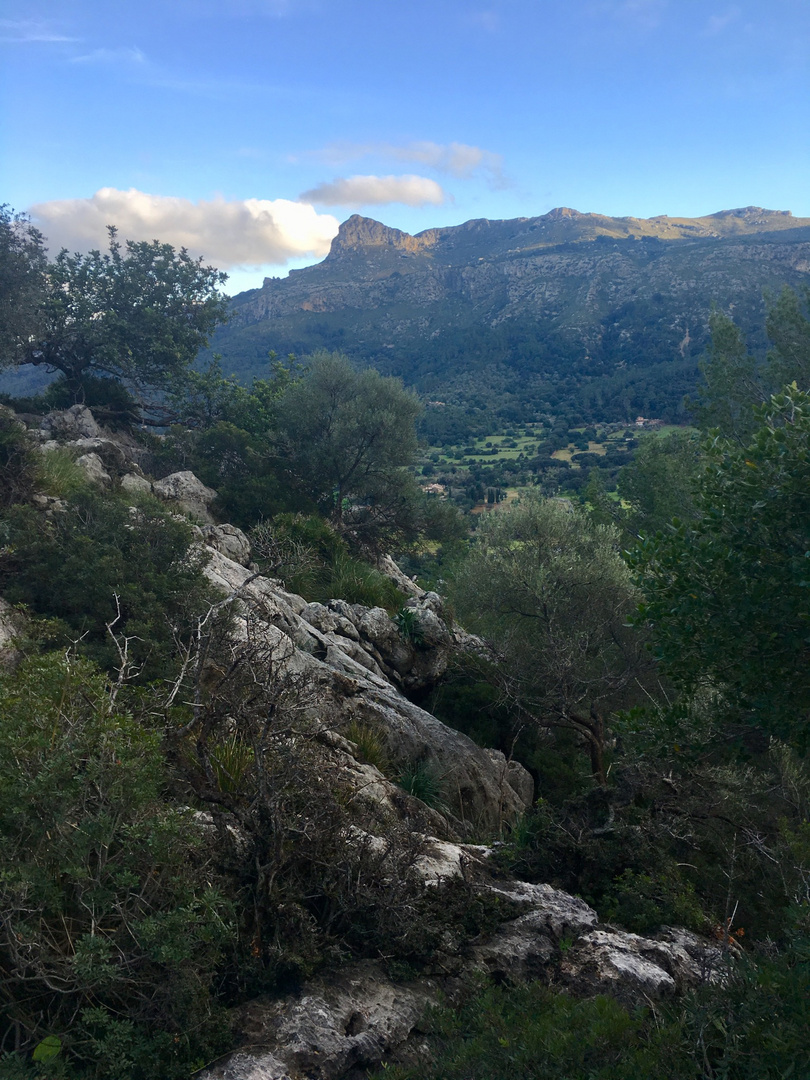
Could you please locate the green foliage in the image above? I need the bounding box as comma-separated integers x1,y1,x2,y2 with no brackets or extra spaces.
15,227,228,416
631,386,810,746
369,937,810,1080
0,488,214,680
766,284,810,391
689,308,765,441
42,373,140,428
617,428,703,537
452,494,650,781
344,720,391,773
0,205,47,369
397,761,447,810
34,447,90,498
0,406,39,507
394,606,425,646
251,514,403,609
275,350,421,546
0,652,234,1078
367,981,698,1080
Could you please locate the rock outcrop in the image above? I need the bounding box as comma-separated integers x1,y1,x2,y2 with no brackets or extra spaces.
201,547,531,834
197,870,726,1080
193,543,726,1080
153,470,218,522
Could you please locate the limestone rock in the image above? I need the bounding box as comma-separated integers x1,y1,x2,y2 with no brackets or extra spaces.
41,405,100,440
202,961,437,1080
0,599,24,669
75,452,112,486
153,470,217,523
201,523,252,566
559,927,725,1005
200,548,532,833
377,554,423,598
120,472,152,495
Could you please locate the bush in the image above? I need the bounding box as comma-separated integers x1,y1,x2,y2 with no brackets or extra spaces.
0,407,38,507
0,488,215,680
251,514,403,610
0,652,234,1079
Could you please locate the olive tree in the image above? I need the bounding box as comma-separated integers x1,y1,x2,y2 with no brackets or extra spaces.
0,205,47,366
453,495,649,783
276,350,421,545
14,227,228,416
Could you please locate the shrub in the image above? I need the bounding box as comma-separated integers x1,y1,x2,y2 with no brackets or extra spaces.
0,652,234,1079
0,488,215,681
251,514,403,610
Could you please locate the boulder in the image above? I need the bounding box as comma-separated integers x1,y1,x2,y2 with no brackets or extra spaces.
201,523,252,566
75,452,111,486
153,470,217,523
120,472,152,495
559,927,726,1005
41,405,100,440
0,599,24,669
200,961,437,1080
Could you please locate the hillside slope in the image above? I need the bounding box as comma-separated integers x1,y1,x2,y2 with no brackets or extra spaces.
213,207,810,424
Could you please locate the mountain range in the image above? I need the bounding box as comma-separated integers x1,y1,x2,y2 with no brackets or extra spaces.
213,206,810,426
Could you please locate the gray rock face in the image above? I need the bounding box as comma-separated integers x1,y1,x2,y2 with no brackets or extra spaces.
560,927,726,1005
197,885,725,1080
41,404,100,440
0,598,24,669
201,962,437,1080
153,470,218,522
75,451,112,486
201,523,252,566
120,472,152,495
201,548,533,834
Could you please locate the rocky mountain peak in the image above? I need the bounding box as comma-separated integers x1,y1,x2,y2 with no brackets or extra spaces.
326,215,432,259
545,206,583,219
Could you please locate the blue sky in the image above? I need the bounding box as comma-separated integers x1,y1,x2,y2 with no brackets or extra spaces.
2,0,808,293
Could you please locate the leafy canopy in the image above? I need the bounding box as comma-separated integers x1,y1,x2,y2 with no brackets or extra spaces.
630,385,810,746
0,205,48,366
14,226,228,415
453,495,649,781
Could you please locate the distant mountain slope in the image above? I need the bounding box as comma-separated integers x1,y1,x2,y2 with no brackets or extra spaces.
212,207,810,425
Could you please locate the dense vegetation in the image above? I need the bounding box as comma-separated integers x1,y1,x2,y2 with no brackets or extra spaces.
0,209,808,1078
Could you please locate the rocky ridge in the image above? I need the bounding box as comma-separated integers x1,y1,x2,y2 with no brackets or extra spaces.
212,207,810,421
21,408,732,1080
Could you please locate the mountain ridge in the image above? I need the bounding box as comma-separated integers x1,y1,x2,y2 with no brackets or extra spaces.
213,207,810,425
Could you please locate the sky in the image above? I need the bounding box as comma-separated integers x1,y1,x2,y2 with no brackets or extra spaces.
2,0,808,294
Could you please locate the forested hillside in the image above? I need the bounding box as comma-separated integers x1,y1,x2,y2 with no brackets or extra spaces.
0,207,809,1079
212,206,810,427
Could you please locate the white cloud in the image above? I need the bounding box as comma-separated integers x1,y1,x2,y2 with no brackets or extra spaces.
0,19,78,43
392,141,507,184
300,174,447,207
70,46,147,64
317,140,508,187
29,188,340,270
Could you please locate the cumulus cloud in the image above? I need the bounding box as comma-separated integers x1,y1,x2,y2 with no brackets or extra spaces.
29,188,340,270
300,174,446,208
317,140,508,188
